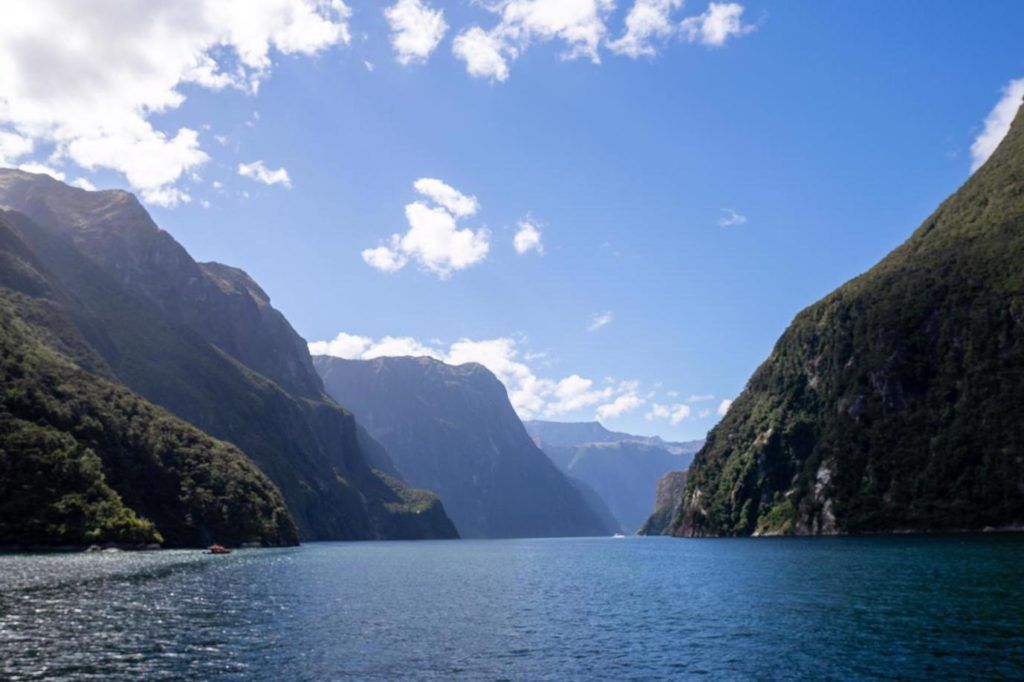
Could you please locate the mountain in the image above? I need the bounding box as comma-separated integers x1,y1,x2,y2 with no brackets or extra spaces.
0,212,297,548
638,471,688,536
541,441,694,533
674,99,1024,537
0,170,457,542
314,355,616,538
524,419,702,455
524,421,702,532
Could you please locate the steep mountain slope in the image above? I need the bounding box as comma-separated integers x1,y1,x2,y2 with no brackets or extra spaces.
0,215,297,548
638,471,688,536
525,421,701,532
314,355,615,538
675,100,1024,537
0,171,457,541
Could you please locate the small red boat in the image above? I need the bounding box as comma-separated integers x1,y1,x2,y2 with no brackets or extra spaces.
208,544,232,555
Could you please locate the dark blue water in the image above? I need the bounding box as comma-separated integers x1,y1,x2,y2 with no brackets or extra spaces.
1,535,1022,680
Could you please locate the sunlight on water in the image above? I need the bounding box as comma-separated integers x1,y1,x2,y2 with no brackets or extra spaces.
1,536,1023,680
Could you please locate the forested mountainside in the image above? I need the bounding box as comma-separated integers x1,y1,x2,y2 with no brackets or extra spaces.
674,99,1024,537
0,171,457,542
0,213,297,548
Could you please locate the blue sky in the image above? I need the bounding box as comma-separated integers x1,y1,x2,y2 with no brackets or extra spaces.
2,1,1022,439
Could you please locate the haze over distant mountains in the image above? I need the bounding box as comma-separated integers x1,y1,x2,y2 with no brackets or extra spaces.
0,170,457,546
674,98,1024,537
524,420,701,533
315,355,616,539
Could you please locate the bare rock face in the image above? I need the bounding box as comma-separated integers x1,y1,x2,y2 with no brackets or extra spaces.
638,471,688,536
315,355,616,539
675,99,1024,537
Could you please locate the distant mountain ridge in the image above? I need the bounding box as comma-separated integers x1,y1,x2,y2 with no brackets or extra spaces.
524,419,702,455
314,355,616,538
524,420,702,533
0,169,457,542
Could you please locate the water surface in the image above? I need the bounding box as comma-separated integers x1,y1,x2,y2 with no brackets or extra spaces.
1,535,1022,679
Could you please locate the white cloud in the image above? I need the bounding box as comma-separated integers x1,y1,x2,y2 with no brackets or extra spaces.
413,178,479,218
364,60,375,72
453,27,511,81
608,0,684,58
0,131,33,165
361,240,409,273
588,311,614,332
70,177,97,191
513,219,544,255
16,162,66,182
718,398,733,416
645,402,691,424
309,331,645,420
308,331,372,358
363,178,490,278
645,404,671,420
670,404,691,423
238,160,292,188
687,393,715,403
680,2,754,47
363,336,442,359
719,208,747,227
970,77,1024,172
454,0,614,81
596,392,645,420
0,0,350,205
385,0,448,65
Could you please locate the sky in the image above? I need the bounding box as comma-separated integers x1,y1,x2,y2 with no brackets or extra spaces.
1,1,1022,440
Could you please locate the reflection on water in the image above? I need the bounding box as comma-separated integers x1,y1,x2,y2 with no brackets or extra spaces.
1,535,1023,680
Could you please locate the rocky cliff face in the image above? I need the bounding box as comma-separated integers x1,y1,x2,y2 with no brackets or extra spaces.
314,355,615,539
0,170,457,542
675,99,1024,537
638,471,687,536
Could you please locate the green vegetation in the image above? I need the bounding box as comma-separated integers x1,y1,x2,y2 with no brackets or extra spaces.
0,173,457,543
677,100,1024,536
0,291,298,547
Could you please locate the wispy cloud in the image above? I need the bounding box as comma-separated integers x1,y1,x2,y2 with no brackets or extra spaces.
238,160,291,188
588,311,614,332
680,2,756,47
719,208,747,227
385,0,448,65
971,77,1024,172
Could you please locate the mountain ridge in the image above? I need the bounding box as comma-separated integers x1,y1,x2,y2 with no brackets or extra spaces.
315,355,616,538
0,170,457,542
